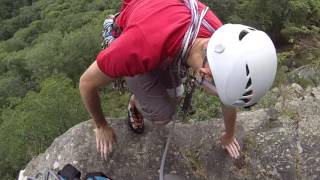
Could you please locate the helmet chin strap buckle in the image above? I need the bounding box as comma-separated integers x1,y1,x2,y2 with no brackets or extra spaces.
195,74,218,95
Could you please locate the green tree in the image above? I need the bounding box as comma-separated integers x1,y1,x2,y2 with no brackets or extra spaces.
201,0,238,22
0,75,88,178
0,0,37,21
24,22,101,82
230,0,320,45
0,2,40,40
0,73,27,108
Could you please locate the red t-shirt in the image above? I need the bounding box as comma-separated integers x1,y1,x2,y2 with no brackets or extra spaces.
96,0,222,78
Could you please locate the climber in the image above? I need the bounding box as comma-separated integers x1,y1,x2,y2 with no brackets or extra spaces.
79,0,277,160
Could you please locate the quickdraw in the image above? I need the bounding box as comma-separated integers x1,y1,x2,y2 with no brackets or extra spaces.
101,13,127,94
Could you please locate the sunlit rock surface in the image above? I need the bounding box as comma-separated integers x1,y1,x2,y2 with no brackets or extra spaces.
23,85,320,180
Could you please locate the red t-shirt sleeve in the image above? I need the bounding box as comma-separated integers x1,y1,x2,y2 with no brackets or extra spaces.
96,26,160,78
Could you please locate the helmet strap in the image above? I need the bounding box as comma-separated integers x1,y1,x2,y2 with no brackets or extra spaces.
196,47,217,94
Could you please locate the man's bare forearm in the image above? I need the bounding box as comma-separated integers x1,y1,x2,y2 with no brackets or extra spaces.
79,61,113,128
80,83,108,128
222,105,237,137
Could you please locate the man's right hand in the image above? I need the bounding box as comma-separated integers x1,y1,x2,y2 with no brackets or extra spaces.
220,132,240,159
79,61,115,159
95,124,117,160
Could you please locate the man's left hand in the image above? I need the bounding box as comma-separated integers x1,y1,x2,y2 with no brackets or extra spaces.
220,133,240,159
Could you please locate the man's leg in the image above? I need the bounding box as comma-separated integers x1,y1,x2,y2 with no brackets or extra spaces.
125,71,177,126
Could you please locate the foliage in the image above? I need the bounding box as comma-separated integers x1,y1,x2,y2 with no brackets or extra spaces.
201,0,320,45
185,89,222,122
276,33,320,86
0,0,319,178
201,0,238,22
0,0,37,21
228,0,320,45
0,0,120,176
0,75,88,178
101,90,130,118
0,72,28,108
0,2,41,41
23,23,101,82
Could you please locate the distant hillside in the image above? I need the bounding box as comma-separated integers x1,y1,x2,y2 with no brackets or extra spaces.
0,0,121,178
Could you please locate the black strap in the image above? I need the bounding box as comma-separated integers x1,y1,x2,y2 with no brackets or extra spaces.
112,12,122,38
58,164,81,180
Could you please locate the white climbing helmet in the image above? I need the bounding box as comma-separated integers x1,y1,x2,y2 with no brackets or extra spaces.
206,24,277,107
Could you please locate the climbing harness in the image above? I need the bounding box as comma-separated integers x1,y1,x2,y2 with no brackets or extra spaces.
159,0,216,180
174,0,215,116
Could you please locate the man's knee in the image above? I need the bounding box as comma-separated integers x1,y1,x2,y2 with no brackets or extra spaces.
150,102,176,125
152,118,172,126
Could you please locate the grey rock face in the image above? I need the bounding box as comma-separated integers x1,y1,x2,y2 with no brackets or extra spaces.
23,86,320,180
289,65,320,86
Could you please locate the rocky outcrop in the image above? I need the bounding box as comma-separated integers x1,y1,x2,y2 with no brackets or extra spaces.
23,84,320,180
289,65,320,86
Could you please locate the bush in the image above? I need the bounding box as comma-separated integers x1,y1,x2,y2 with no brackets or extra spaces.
101,89,130,118
0,3,41,40
0,73,28,108
201,0,238,22
181,89,222,122
0,75,88,178
24,22,101,82
229,0,320,45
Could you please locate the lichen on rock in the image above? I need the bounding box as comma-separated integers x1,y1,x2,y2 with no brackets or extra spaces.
23,86,320,180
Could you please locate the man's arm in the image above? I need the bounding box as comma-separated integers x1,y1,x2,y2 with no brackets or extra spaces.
221,105,240,159
80,61,117,158
201,84,241,159
222,105,237,138
79,61,113,127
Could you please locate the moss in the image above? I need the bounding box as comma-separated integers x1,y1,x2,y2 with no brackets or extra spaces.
182,149,208,179
274,66,290,87
278,51,296,67
289,74,315,88
280,108,299,120
258,92,278,108
243,134,258,152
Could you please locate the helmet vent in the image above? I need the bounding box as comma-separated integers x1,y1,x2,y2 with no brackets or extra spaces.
248,28,256,31
246,78,252,89
245,64,252,89
239,30,249,41
244,103,257,109
238,63,253,106
240,98,250,103
246,64,250,76
243,90,253,96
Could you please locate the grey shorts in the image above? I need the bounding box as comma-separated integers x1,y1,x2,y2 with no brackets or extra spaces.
125,69,184,123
